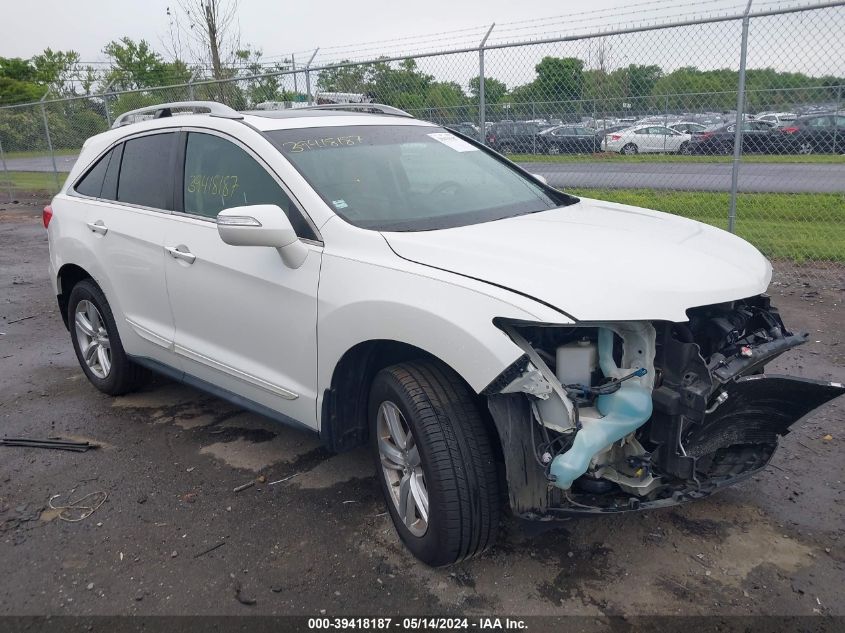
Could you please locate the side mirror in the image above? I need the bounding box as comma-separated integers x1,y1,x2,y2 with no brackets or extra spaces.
217,205,308,269
531,173,548,185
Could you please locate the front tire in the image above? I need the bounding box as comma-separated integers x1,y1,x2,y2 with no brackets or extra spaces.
369,360,500,567
68,279,148,396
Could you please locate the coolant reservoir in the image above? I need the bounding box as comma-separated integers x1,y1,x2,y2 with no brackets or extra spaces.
556,339,598,387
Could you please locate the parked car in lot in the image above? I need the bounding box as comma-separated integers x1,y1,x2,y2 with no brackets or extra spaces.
594,123,630,147
46,101,843,566
537,125,598,154
601,124,691,154
754,111,797,127
686,120,776,155
668,121,708,135
485,120,545,153
446,121,479,138
771,113,845,154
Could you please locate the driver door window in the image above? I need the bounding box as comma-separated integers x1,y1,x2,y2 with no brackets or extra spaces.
182,132,315,239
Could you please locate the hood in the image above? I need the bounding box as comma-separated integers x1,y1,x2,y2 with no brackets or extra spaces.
381,197,772,322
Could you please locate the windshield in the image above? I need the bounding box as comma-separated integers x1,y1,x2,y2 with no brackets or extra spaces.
266,125,574,231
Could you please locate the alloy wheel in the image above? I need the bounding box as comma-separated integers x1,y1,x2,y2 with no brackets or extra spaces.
74,300,111,379
376,400,429,537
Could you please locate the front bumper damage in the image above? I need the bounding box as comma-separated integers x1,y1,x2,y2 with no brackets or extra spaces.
486,296,844,518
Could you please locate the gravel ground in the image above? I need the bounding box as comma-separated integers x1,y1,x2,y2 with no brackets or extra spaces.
1,207,843,620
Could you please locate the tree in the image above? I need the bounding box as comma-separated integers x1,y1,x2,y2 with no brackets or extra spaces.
30,49,81,97
0,58,43,105
468,76,507,105
170,0,241,83
534,56,584,104
316,61,371,94
103,38,189,90
234,46,295,106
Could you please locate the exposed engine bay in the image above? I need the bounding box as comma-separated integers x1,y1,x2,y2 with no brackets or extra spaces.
486,295,844,517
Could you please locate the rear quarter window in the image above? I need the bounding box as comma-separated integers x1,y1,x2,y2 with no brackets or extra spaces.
74,148,114,198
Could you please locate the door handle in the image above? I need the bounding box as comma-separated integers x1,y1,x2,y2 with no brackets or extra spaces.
86,221,108,235
165,246,196,264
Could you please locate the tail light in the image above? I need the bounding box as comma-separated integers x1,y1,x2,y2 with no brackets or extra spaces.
780,126,799,134
700,132,714,140
610,134,621,141
42,205,53,229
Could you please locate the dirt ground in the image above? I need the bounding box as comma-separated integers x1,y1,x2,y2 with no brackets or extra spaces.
1,206,843,620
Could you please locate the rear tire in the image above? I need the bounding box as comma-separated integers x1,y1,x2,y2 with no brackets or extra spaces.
621,143,638,155
369,360,500,567
68,279,148,396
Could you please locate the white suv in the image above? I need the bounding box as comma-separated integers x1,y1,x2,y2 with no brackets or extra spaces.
46,101,842,566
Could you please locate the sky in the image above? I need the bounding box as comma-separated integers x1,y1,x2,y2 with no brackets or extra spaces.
1,0,796,63
2,0,841,94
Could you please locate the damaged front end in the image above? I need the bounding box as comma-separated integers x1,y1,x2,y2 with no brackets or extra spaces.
486,295,844,517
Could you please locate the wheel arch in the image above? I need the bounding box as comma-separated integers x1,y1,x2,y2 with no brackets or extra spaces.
319,339,502,455
56,263,94,329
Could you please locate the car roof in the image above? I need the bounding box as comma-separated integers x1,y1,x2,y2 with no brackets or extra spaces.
243,111,434,132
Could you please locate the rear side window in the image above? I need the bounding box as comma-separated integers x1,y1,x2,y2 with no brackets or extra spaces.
101,143,123,201
74,148,114,198
117,133,175,210
182,132,315,239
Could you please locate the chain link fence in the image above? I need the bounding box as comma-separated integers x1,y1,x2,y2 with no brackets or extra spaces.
1,1,843,284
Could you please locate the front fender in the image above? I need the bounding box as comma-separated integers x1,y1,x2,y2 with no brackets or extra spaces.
317,253,545,397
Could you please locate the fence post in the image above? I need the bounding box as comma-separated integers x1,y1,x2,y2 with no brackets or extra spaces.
188,69,202,101
478,23,495,144
100,78,117,127
0,137,12,202
833,84,842,153
728,0,753,234
305,48,320,105
39,92,60,192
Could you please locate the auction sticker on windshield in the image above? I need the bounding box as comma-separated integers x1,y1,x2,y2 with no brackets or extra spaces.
427,132,478,152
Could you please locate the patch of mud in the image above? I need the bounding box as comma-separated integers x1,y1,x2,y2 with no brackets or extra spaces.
668,511,731,541
295,448,375,490
200,436,308,472
111,383,199,409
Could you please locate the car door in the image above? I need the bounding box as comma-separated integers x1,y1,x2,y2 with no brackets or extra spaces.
745,121,773,153
632,127,655,152
163,129,322,427
550,127,572,152
574,127,596,153
654,126,683,152
75,132,179,367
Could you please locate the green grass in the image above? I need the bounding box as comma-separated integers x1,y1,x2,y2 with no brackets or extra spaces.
0,171,67,194
569,188,845,262
2,149,79,160
510,152,845,164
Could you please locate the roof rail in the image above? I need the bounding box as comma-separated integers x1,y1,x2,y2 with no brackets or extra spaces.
112,101,243,128
298,103,413,118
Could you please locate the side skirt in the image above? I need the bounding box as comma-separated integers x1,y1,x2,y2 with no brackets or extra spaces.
129,355,318,436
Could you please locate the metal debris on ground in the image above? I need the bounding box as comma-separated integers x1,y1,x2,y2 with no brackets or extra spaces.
1,437,99,452
48,490,107,522
194,540,226,559
268,473,299,486
233,481,255,493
